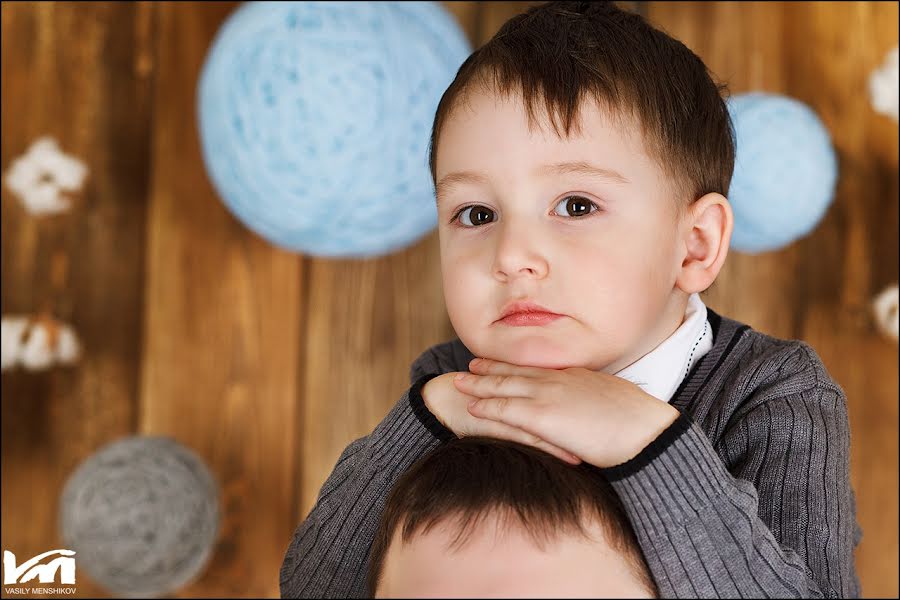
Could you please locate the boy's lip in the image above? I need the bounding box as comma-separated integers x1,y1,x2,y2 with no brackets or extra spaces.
495,300,564,322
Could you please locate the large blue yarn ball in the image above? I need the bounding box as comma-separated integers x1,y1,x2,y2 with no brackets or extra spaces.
726,92,838,254
197,1,471,257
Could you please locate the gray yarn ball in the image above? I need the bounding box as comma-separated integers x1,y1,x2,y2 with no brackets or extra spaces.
59,436,220,598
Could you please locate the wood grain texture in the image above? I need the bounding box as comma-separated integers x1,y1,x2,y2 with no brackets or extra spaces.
1,3,156,598
137,2,301,597
1,2,896,598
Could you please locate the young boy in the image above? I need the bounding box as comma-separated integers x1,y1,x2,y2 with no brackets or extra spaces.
368,436,658,598
280,2,861,597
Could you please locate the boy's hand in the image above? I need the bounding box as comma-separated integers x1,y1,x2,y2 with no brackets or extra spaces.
453,358,681,469
422,372,582,465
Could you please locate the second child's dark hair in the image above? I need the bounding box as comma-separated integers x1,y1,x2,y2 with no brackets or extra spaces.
367,436,657,597
428,1,735,215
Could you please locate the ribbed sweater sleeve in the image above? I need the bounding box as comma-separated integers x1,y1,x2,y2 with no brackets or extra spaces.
600,378,859,598
279,372,443,598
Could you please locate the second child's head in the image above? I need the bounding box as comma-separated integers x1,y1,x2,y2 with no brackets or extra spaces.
430,1,735,372
368,436,657,598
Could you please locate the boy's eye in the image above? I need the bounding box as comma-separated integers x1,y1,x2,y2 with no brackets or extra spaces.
455,205,496,227
451,195,599,228
552,195,599,218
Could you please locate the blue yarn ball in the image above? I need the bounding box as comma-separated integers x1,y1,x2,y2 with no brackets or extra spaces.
726,93,838,254
197,1,471,258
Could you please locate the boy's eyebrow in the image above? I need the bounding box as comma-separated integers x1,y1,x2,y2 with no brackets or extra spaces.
537,161,630,185
434,171,491,205
435,161,629,206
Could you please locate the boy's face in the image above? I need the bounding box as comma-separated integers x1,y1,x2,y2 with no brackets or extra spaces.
434,87,691,372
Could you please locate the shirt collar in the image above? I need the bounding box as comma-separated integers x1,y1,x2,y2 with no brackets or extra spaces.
614,293,713,403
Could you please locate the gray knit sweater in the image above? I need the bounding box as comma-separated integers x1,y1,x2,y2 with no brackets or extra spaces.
279,308,862,598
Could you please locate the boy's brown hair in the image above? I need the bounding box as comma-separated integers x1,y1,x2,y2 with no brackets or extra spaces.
428,1,735,216
366,436,657,597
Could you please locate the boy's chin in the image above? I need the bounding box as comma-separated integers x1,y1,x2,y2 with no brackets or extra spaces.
474,337,599,371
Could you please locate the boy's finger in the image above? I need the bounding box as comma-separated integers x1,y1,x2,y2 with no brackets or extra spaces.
454,373,535,399
469,357,549,379
542,444,582,465
467,395,533,432
470,419,581,465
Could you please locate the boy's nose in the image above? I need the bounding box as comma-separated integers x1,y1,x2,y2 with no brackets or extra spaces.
491,240,549,281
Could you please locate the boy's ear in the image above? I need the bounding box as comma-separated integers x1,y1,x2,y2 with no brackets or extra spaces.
675,192,733,295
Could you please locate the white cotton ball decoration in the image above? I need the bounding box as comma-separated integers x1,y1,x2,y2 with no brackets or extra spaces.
19,325,55,371
869,46,899,122
0,314,82,372
55,326,81,364
1,317,30,371
2,136,88,216
872,284,899,342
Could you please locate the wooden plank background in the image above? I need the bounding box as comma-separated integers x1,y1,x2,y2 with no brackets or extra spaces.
1,1,896,598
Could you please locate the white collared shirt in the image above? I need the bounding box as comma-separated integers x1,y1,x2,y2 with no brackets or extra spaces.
614,293,713,403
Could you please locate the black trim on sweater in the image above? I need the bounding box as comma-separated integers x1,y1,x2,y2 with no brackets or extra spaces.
408,372,456,442
706,305,723,338
670,314,750,411
599,410,694,482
